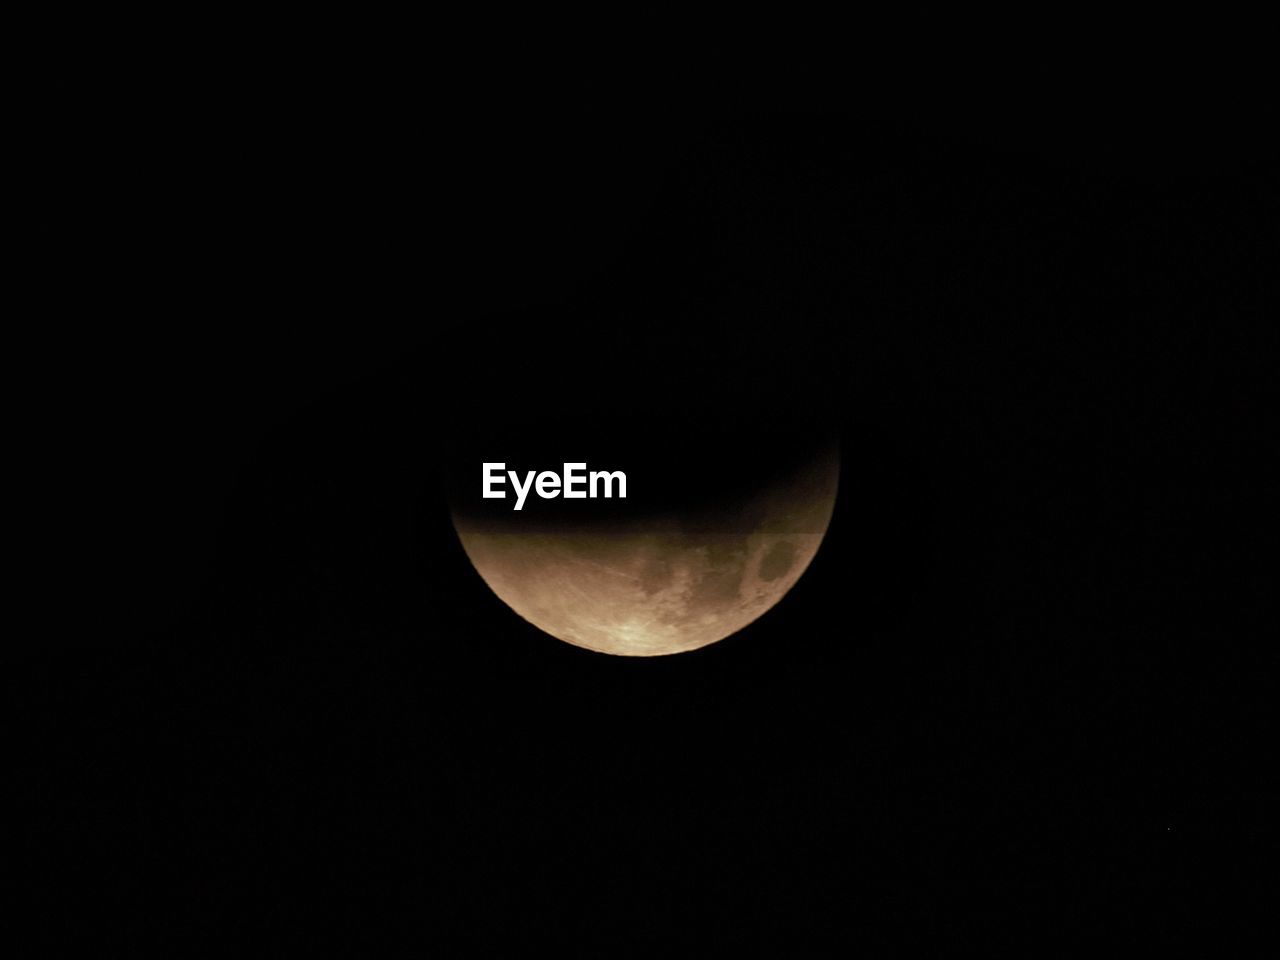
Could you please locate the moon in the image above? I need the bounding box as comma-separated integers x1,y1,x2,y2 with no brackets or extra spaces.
450,444,838,657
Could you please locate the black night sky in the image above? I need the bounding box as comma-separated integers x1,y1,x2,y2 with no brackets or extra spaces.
27,80,1276,951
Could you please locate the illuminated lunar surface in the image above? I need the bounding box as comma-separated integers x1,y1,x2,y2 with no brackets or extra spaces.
451,448,838,657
